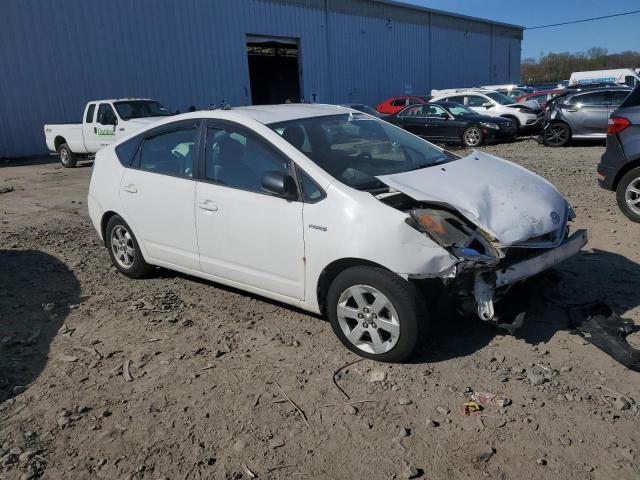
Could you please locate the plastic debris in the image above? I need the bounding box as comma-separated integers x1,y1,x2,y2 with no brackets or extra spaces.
463,402,482,416
471,392,511,407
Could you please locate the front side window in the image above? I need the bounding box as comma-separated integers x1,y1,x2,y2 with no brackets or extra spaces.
114,101,172,120
205,126,289,194
426,104,447,117
296,168,324,202
271,113,453,191
97,104,117,125
139,127,197,178
466,95,487,107
85,104,96,124
447,104,476,117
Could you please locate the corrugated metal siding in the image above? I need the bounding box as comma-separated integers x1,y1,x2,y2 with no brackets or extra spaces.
430,14,493,89
0,0,521,157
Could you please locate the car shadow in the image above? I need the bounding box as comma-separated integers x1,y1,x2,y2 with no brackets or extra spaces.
150,247,640,365
0,156,93,169
0,249,81,403
411,247,640,364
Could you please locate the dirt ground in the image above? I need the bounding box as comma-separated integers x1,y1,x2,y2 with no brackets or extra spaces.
1,139,640,480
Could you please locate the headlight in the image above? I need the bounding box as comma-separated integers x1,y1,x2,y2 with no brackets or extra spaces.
407,208,500,265
480,122,500,130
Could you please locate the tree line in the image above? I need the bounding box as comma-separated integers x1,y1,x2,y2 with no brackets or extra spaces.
521,48,640,84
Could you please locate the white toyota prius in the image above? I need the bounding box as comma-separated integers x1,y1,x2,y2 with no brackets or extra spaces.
88,104,587,362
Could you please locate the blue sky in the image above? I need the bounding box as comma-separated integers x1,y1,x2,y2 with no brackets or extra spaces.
404,0,640,59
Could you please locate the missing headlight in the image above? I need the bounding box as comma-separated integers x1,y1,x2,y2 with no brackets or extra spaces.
407,208,500,266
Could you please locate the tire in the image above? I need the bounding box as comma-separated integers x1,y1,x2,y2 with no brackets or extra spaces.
105,215,154,278
542,122,571,147
462,126,484,147
616,167,640,223
57,143,77,168
326,266,428,362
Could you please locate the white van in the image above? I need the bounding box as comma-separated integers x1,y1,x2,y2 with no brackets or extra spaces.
569,69,640,88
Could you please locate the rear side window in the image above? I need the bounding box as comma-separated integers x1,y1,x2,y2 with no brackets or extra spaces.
391,98,407,107
115,136,141,167
447,95,465,104
139,127,198,178
85,104,95,123
621,85,640,108
608,90,631,107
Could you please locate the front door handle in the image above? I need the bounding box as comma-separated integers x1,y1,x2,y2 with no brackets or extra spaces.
121,184,138,193
198,200,218,212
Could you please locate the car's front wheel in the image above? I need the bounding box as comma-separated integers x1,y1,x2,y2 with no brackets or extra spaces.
327,266,428,362
105,215,154,278
542,122,571,147
616,167,640,223
462,127,484,147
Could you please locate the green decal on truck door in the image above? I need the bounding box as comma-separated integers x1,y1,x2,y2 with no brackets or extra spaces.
96,128,115,136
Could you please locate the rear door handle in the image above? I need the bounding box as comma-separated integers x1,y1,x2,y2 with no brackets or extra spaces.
121,184,138,193
198,200,218,212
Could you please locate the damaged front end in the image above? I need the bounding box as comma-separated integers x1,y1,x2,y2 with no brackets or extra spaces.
379,191,587,326
375,150,589,327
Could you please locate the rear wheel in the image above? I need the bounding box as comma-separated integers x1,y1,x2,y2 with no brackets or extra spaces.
327,266,428,362
105,215,154,278
462,127,484,147
543,122,571,147
57,143,77,168
616,167,640,223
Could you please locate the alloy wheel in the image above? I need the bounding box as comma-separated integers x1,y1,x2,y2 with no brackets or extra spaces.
544,124,568,146
111,225,135,269
464,128,481,147
336,285,400,355
625,177,640,216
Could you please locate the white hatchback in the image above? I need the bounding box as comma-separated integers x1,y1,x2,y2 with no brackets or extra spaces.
88,104,587,362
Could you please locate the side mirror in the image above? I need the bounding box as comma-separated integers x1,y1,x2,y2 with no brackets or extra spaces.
482,102,493,109
439,113,450,119
262,171,298,200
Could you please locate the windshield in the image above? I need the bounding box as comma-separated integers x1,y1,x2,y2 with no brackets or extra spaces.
114,101,172,120
485,91,516,105
446,104,476,117
270,113,453,191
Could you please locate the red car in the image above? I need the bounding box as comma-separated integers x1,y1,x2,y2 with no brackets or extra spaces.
376,95,431,115
515,89,565,109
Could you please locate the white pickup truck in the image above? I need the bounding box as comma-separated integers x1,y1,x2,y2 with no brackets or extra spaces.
44,98,173,167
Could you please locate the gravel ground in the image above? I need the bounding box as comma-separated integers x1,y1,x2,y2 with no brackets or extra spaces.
1,139,640,480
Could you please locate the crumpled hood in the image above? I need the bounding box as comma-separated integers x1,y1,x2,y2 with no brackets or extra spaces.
377,150,568,246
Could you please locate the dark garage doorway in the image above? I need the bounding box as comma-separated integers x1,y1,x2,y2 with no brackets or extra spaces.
247,36,301,105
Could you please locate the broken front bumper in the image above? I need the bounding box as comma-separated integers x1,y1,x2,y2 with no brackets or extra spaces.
496,229,588,288
474,229,588,321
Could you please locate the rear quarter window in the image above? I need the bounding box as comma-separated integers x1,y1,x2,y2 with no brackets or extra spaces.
115,136,142,167
621,86,640,108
